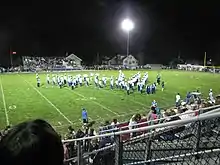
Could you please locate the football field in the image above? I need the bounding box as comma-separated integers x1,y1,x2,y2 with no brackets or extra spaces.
0,70,219,134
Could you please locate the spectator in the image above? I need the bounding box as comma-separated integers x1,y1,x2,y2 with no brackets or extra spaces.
142,114,147,119
82,108,88,125
151,100,157,109
67,126,75,139
0,119,64,165
75,129,85,138
176,93,181,107
148,109,157,120
102,121,112,134
129,115,137,137
63,143,69,161
111,118,119,126
186,92,191,104
135,114,141,122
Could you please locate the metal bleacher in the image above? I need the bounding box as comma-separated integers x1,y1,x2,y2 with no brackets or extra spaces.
63,106,220,165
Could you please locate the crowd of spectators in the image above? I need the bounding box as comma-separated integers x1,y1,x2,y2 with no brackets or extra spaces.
60,92,220,164
22,56,82,71
0,90,219,165
177,64,220,73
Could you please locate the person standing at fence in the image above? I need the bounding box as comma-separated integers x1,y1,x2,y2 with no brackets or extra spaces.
176,93,181,107
209,89,215,104
82,108,88,125
129,115,137,138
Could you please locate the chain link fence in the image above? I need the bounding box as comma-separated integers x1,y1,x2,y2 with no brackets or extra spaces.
120,116,220,165
63,110,220,165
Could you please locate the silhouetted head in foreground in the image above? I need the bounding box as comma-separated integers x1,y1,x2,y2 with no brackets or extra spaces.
0,119,64,165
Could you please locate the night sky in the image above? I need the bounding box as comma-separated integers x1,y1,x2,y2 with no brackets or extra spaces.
1,0,220,66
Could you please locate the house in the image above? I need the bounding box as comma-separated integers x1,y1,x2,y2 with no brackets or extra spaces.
101,56,111,65
108,54,138,68
65,53,82,67
108,54,126,66
123,55,138,68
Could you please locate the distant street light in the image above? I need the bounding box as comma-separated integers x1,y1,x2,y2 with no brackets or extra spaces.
121,18,134,56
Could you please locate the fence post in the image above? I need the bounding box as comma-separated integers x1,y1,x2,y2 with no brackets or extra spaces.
195,113,202,159
115,135,123,165
144,131,152,164
77,141,83,165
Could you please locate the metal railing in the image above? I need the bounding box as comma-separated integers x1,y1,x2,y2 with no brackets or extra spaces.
63,111,220,143
99,105,220,134
63,108,220,165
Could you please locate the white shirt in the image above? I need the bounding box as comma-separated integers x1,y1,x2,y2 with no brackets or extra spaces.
209,92,213,99
95,78,98,83
110,79,114,85
176,94,181,102
79,78,82,83
111,122,119,126
126,84,130,90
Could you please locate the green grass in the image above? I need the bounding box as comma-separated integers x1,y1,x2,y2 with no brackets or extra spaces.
0,70,220,135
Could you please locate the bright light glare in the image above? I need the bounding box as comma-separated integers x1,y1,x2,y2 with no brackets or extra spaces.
121,19,134,32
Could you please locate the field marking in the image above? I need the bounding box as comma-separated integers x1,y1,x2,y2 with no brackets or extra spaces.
53,108,148,129
18,75,73,125
90,86,146,107
65,88,120,116
0,76,9,126
96,115,104,121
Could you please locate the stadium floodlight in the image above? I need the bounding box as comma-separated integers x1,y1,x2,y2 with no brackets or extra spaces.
121,18,134,56
121,18,134,32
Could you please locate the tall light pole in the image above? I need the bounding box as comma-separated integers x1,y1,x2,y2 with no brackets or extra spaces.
121,18,134,56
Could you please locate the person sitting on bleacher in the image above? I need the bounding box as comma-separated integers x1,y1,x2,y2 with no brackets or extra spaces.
129,115,138,138
147,109,158,125
111,118,119,126
111,119,119,132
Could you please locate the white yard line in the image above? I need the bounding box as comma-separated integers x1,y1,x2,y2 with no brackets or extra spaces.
65,88,119,116
0,76,9,126
53,108,147,129
92,87,146,107
18,75,73,124
96,115,104,121
88,117,93,121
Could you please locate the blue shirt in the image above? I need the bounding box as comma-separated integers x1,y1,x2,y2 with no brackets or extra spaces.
152,101,157,107
187,93,191,98
155,107,160,114
82,110,88,119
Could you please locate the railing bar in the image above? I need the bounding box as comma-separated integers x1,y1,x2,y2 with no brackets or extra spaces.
63,111,220,143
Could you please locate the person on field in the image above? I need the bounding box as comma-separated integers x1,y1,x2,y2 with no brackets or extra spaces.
36,76,41,87
146,85,150,94
156,73,161,85
82,108,88,124
161,81,165,91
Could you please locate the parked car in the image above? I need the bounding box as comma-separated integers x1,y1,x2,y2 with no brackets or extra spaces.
143,64,151,69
